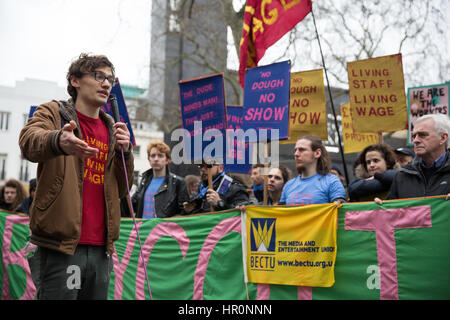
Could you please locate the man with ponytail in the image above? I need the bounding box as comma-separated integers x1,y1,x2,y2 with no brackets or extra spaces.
280,135,346,206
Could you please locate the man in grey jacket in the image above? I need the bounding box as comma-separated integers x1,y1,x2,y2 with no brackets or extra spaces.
378,114,450,201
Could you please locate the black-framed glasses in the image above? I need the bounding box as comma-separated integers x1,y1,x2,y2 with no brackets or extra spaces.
87,71,115,86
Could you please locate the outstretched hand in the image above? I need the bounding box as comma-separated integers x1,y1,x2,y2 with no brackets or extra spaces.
59,120,99,159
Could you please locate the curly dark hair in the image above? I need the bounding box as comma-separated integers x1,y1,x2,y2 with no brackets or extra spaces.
2,179,28,210
357,143,397,172
66,53,115,102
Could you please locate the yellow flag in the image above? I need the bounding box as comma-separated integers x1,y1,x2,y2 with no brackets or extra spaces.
245,204,337,287
347,53,407,133
282,69,327,144
341,103,379,153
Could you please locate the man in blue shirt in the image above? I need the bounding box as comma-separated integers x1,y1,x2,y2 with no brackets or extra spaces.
280,135,346,205
126,141,190,218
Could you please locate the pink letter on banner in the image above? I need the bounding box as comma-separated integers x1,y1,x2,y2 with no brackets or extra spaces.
1,214,36,300
345,206,432,300
193,216,241,300
257,283,312,300
135,222,189,300
112,222,140,300
257,284,270,300
297,286,313,300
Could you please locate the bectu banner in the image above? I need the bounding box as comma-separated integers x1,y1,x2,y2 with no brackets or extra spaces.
1,196,449,300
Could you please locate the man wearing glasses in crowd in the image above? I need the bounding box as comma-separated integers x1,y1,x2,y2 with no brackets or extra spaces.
183,161,249,213
19,53,134,300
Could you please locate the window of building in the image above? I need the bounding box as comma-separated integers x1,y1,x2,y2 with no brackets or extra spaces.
0,154,6,180
133,170,140,187
133,145,141,157
19,157,30,182
23,113,29,126
0,112,10,131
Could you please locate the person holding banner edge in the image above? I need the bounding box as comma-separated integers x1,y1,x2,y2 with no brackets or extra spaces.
183,161,249,213
375,114,450,203
348,144,400,202
19,53,134,300
279,135,346,206
266,165,291,205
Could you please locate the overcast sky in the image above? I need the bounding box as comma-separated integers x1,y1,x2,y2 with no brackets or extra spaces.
0,0,151,89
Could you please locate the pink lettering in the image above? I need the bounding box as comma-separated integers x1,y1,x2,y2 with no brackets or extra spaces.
345,206,432,300
135,222,189,300
193,216,241,300
274,106,286,120
112,222,141,300
257,283,270,300
1,215,36,300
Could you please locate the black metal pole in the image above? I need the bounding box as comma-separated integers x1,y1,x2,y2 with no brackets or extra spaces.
310,6,350,187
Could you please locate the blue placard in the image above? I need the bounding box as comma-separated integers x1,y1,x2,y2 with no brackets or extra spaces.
243,61,291,142
224,105,252,174
179,74,227,162
28,106,38,119
102,78,136,146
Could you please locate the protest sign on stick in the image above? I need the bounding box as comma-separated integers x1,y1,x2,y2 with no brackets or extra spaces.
179,73,227,163
243,60,291,142
282,69,327,144
347,54,407,134
243,61,290,204
407,83,449,146
341,103,379,154
224,105,252,174
179,74,227,212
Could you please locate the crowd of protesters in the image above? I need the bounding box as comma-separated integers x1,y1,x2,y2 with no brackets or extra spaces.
2,52,449,300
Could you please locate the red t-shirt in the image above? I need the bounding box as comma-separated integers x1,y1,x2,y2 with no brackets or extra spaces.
76,110,109,246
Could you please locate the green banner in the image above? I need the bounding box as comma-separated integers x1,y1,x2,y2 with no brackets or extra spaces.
1,196,449,300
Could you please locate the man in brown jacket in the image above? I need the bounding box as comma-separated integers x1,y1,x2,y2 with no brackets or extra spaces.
19,53,134,300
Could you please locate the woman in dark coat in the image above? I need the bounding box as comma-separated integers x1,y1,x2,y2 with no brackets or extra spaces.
348,144,401,202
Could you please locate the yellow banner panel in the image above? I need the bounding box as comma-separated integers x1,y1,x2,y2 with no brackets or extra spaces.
246,204,337,287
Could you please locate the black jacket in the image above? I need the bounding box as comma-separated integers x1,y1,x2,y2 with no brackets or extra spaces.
387,151,450,200
126,168,190,218
348,169,399,202
16,197,33,214
192,173,249,213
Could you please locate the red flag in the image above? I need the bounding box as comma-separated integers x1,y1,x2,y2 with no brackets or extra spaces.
238,0,312,87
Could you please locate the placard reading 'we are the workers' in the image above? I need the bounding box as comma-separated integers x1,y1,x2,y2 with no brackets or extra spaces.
243,61,291,142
